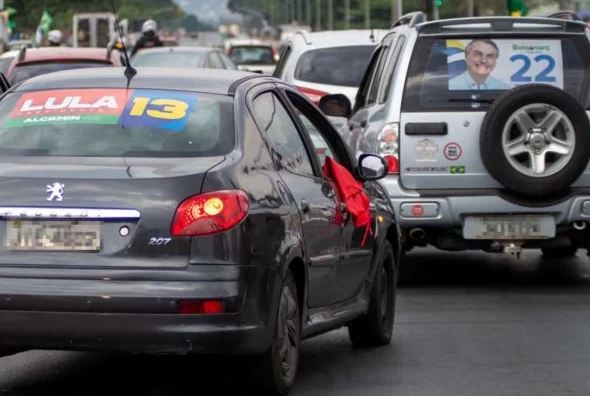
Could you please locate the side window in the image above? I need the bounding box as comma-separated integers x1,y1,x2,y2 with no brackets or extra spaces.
354,47,384,111
273,45,292,77
219,53,236,70
367,40,393,105
251,92,315,177
380,36,406,104
208,53,224,69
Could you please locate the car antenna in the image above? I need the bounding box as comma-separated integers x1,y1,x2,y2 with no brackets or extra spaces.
110,0,136,80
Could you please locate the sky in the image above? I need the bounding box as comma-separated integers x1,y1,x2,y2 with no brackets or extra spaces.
173,0,242,25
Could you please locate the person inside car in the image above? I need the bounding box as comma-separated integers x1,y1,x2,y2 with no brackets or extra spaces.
131,19,163,56
449,39,509,90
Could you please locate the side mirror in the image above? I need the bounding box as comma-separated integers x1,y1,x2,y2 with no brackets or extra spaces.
358,154,388,181
319,94,352,118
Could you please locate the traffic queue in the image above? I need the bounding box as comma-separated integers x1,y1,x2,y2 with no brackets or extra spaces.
0,9,589,396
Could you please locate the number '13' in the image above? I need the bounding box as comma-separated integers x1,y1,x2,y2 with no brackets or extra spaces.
129,97,189,120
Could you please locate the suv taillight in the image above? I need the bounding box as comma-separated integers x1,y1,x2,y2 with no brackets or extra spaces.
295,86,329,105
171,190,249,237
378,123,400,174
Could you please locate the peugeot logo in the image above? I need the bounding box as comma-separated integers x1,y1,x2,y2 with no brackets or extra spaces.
46,183,65,202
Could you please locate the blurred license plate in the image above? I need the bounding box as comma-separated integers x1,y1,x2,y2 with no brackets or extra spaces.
463,216,555,240
5,220,100,251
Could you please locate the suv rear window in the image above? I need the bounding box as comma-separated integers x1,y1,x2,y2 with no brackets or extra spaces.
402,36,590,112
294,45,375,87
9,61,112,84
0,89,234,157
229,46,275,65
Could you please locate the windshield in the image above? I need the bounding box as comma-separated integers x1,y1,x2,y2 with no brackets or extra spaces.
403,36,590,112
229,46,275,65
294,45,375,87
132,51,206,68
9,61,112,84
0,89,234,157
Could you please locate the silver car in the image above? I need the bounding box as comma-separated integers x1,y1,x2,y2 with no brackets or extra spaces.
321,13,590,259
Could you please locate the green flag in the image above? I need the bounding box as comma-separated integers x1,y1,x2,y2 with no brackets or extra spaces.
39,10,52,34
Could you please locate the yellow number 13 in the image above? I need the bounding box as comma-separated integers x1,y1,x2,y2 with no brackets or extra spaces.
129,97,189,120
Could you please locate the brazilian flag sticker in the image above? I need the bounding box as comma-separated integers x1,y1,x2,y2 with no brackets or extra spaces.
450,165,465,174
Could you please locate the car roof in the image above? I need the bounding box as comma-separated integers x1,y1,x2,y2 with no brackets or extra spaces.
133,46,217,55
13,67,258,95
293,29,389,48
16,47,115,64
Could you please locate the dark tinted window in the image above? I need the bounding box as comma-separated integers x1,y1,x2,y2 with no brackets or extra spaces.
0,90,234,157
367,44,391,104
403,36,590,112
354,47,383,111
252,92,314,177
229,46,275,65
9,61,112,84
132,51,205,68
295,45,375,87
381,36,406,103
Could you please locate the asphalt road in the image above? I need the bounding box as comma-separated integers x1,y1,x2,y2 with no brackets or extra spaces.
2,248,590,396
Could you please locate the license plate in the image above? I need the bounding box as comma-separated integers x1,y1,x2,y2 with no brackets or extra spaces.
5,220,101,251
463,215,555,240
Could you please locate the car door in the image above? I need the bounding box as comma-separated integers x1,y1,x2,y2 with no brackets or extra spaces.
282,88,374,303
249,89,342,308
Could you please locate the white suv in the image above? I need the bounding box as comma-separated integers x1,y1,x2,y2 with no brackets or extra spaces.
274,29,388,105
321,13,590,258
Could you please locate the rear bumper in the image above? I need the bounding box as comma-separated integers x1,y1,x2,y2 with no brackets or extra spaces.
0,265,280,355
381,177,590,228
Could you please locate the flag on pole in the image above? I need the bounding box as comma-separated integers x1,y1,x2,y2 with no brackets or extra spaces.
33,10,52,47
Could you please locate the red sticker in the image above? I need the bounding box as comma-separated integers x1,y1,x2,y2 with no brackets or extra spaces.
444,142,462,161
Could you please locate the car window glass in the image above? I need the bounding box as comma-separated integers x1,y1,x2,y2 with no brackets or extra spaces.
132,51,206,68
208,53,224,69
9,61,112,85
251,92,314,177
229,46,275,65
381,35,405,104
367,43,391,105
219,53,236,69
354,47,383,111
273,45,291,77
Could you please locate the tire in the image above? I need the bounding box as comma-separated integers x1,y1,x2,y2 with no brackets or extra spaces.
254,272,300,395
480,84,590,198
348,240,397,347
542,246,578,258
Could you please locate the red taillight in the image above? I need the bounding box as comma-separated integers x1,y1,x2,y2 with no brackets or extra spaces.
295,86,329,105
177,300,224,315
171,190,249,237
384,155,400,174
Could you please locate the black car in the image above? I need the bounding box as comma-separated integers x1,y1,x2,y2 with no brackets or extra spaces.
0,67,400,395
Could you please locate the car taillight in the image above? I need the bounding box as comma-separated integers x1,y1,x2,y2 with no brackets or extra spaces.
295,86,329,105
171,190,249,237
378,123,400,175
177,299,224,315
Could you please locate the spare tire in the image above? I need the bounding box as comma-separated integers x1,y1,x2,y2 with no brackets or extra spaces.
480,84,590,198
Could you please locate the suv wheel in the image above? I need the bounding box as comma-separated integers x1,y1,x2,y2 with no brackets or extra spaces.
481,84,590,198
542,246,578,258
348,240,397,346
255,272,300,395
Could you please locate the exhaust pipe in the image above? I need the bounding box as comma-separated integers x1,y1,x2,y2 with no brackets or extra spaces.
573,221,587,231
409,228,426,241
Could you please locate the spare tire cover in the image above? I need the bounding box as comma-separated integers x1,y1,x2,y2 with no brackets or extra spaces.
480,84,590,198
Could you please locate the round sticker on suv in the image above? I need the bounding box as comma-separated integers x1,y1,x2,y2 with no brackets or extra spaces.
444,142,463,161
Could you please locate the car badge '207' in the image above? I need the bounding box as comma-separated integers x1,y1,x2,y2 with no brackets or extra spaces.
46,183,65,202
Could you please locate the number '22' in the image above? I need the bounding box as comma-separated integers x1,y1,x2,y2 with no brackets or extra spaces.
510,54,556,83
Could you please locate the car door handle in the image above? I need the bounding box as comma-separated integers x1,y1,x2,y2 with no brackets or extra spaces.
301,199,310,213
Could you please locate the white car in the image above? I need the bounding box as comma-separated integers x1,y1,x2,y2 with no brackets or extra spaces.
225,38,278,75
274,29,388,105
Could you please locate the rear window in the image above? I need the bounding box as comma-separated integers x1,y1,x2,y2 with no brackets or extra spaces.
0,88,234,157
9,61,112,84
229,46,275,65
132,51,205,68
294,45,375,87
402,36,590,112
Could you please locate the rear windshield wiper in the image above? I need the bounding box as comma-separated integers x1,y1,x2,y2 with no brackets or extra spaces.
0,148,50,156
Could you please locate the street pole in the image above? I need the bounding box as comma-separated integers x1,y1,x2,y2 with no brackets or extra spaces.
345,0,350,29
327,0,334,30
391,0,402,23
269,0,275,27
432,0,439,20
315,0,322,31
398,0,403,18
467,0,474,17
297,0,302,23
365,0,371,29
306,0,311,27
